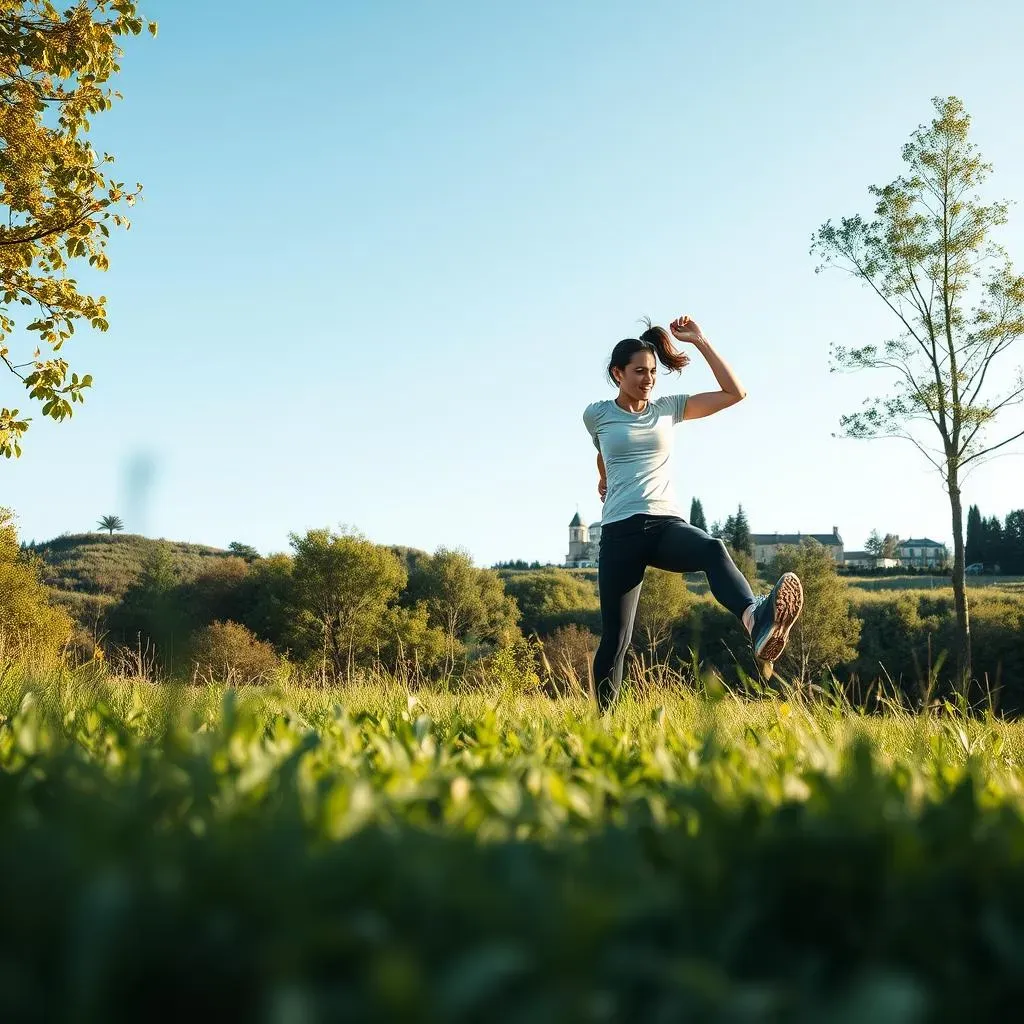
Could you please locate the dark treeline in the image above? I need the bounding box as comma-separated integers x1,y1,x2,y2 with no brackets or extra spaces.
966,506,1024,573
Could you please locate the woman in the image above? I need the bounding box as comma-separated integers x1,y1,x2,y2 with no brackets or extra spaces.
583,314,803,712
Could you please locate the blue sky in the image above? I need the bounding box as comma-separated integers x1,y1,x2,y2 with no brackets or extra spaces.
5,0,1024,566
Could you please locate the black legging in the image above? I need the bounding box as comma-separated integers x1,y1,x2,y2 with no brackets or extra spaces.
593,514,755,710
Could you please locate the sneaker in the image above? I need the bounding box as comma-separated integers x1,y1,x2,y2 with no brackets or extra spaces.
748,572,804,663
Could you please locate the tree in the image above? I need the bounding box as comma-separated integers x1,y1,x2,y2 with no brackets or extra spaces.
377,603,448,678
716,515,735,546
732,504,753,556
405,548,520,672
965,505,983,565
0,2,156,459
96,513,123,537
812,96,1024,688
290,527,406,681
0,506,72,661
501,569,598,636
188,620,280,686
227,541,260,562
176,557,250,631
769,540,862,686
235,553,295,652
635,568,692,657
982,516,1004,570
725,542,760,589
716,507,753,557
106,539,186,668
689,497,707,532
865,530,900,559
865,530,884,557
1003,510,1024,575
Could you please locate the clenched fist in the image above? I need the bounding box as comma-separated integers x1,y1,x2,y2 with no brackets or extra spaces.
669,315,705,345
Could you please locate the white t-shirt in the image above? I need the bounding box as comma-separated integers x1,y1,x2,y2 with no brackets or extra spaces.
583,394,689,525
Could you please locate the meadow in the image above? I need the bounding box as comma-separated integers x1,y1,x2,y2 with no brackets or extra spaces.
3,663,1024,1021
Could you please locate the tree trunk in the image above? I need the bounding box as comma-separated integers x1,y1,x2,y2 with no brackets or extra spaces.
947,472,972,694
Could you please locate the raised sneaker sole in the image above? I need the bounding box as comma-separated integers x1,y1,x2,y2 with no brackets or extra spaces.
754,572,804,662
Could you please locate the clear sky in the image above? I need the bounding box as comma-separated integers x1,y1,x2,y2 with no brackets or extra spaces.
5,0,1024,566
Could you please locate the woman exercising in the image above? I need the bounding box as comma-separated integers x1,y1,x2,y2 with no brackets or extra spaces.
583,314,804,712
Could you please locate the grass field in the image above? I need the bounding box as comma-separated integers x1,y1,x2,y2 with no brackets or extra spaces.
3,664,1024,1020
843,574,1024,592
681,572,1024,596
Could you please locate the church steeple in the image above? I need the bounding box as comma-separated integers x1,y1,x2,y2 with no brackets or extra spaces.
566,508,598,567
568,509,588,549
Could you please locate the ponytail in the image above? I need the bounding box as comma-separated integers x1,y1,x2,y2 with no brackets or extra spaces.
638,316,690,372
606,316,690,386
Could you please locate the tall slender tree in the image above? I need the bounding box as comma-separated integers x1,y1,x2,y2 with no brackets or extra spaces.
812,96,1024,687
732,504,753,556
689,497,707,532
965,505,983,565
1003,510,1024,574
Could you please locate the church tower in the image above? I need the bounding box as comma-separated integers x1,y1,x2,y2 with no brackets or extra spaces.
566,511,592,566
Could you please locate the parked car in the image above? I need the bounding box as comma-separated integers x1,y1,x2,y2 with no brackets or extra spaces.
966,562,984,575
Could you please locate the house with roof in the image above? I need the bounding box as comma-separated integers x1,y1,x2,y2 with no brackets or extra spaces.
565,512,602,567
751,528,844,567
843,550,900,570
896,537,948,569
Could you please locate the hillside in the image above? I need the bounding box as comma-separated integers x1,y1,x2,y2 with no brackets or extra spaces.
27,532,239,601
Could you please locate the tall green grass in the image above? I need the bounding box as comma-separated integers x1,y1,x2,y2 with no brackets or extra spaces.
3,664,1024,1020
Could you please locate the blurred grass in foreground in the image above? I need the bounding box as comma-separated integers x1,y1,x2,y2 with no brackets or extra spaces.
2,666,1024,1021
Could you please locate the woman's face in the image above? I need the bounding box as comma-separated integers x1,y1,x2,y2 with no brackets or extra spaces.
615,350,657,403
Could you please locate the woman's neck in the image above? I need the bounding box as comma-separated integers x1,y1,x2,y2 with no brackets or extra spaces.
615,392,648,413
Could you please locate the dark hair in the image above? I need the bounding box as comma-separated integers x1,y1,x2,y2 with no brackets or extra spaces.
606,316,690,386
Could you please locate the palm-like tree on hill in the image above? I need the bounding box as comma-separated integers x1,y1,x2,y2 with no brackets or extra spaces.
97,514,124,538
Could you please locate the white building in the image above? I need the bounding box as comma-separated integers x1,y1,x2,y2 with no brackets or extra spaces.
752,528,844,567
897,537,948,569
843,550,900,570
566,512,601,567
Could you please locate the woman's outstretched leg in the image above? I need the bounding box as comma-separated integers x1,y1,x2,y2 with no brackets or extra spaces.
650,519,803,670
648,520,754,617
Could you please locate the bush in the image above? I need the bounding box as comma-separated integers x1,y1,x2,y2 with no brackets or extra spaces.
188,620,282,685
770,540,861,684
726,542,761,589
847,592,946,701
377,603,450,681
0,508,74,664
636,568,693,657
464,631,541,693
969,595,1024,713
501,569,599,636
539,624,597,696
846,590,1024,712
175,557,251,628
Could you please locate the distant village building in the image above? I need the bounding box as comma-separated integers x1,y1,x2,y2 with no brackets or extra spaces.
843,551,900,570
567,516,946,572
565,512,602,567
751,528,844,567
897,537,949,569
